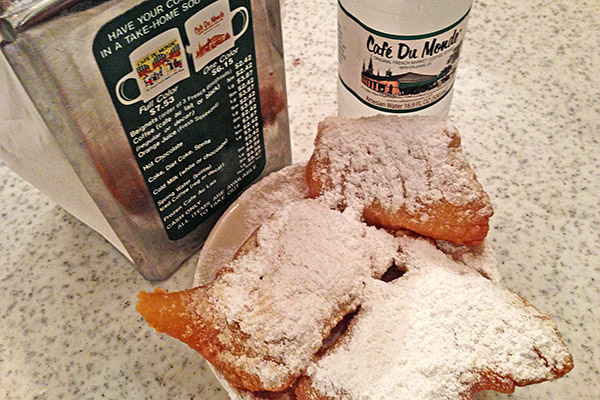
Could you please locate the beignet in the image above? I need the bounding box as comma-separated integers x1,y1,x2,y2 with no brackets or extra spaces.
138,199,400,392
306,115,493,245
295,235,573,400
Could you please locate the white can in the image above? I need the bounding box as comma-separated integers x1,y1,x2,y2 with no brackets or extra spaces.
337,0,472,118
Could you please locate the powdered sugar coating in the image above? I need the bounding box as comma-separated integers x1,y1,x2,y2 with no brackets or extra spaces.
305,236,573,400
190,160,509,397
194,164,309,286
182,132,569,398
242,164,310,233
310,115,493,219
205,199,400,389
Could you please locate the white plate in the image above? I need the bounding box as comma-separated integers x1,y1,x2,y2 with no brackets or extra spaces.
191,162,503,399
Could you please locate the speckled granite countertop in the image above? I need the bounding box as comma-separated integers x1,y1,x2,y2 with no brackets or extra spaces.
1,0,599,399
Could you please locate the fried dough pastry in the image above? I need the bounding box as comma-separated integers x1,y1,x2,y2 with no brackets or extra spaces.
137,120,573,399
138,202,572,399
306,115,493,245
137,199,400,392
294,235,573,400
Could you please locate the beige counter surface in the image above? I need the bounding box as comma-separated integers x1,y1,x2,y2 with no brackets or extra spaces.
1,0,599,398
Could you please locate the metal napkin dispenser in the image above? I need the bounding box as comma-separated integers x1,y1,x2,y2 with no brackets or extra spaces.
0,0,291,280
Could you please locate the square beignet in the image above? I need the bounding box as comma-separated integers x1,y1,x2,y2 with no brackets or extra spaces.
137,199,401,392
306,115,493,245
295,235,573,400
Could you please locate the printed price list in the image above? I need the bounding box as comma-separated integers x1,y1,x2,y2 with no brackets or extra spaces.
229,54,262,173
122,48,265,240
95,0,265,240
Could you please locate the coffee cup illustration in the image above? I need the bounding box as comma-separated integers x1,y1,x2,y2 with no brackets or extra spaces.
184,0,249,72
115,28,190,105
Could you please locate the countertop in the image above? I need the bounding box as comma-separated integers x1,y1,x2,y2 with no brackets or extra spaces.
1,0,599,399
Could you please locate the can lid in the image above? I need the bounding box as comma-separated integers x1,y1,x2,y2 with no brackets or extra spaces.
1,0,82,43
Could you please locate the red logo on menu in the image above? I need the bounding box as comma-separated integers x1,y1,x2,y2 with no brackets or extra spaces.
194,33,231,59
193,12,225,35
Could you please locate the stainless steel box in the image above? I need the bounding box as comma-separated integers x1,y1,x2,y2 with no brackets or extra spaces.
0,0,291,280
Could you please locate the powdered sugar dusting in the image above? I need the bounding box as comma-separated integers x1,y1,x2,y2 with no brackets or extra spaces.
185,120,570,398
242,164,309,232
194,164,309,286
306,236,572,400
206,199,400,388
312,115,490,215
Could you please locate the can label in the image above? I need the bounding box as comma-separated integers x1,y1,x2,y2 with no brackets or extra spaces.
93,0,264,240
338,3,470,113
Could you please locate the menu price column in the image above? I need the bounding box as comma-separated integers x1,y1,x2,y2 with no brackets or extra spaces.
228,53,263,185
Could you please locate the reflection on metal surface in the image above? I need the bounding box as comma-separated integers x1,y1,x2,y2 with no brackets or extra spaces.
0,0,291,280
